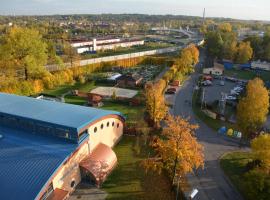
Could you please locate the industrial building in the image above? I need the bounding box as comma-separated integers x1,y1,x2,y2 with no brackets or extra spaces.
0,93,125,200
70,37,145,54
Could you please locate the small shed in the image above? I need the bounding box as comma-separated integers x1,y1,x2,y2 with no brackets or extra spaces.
203,63,224,76
87,94,103,107
116,74,143,88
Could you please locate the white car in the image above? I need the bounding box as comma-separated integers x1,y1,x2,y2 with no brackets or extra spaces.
226,95,237,100
202,80,212,86
230,90,240,95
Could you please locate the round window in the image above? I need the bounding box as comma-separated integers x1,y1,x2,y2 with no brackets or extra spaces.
71,180,76,188
107,122,110,127
112,122,115,127
101,124,104,129
117,123,120,128
94,127,97,133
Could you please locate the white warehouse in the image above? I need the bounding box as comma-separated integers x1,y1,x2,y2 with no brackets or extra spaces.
70,37,145,54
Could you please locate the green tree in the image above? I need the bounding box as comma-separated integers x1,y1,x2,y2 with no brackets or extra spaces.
205,31,224,58
251,134,270,172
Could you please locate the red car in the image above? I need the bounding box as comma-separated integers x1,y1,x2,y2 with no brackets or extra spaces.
203,75,213,81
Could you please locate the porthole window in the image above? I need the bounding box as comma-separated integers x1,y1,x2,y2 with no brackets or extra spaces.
117,123,120,128
112,122,115,127
101,124,104,129
71,180,76,188
94,127,97,133
107,122,110,127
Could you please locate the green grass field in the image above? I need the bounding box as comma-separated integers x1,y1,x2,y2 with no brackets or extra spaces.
103,136,175,200
220,152,252,200
43,81,96,96
225,69,270,82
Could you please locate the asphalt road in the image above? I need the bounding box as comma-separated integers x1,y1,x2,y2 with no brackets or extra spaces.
173,73,245,200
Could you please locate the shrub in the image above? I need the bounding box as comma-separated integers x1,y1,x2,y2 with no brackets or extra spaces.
243,169,270,200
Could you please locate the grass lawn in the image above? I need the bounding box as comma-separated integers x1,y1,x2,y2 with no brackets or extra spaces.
225,68,270,82
220,152,252,200
64,95,86,105
101,101,144,125
43,81,96,97
103,136,175,200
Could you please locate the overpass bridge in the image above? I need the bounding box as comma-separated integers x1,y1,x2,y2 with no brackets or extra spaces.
151,27,196,38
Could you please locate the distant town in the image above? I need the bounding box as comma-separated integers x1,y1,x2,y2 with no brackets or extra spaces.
0,12,269,200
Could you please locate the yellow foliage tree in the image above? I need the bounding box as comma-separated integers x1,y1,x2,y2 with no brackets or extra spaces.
142,115,204,183
218,23,233,33
235,41,253,63
237,78,269,137
145,80,167,128
251,134,270,173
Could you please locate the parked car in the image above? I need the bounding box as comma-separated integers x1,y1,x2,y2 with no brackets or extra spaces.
203,75,213,81
230,90,240,96
202,80,212,86
166,87,177,92
226,95,237,101
165,89,176,94
169,80,181,87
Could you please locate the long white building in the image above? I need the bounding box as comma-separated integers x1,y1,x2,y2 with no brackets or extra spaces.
70,38,145,54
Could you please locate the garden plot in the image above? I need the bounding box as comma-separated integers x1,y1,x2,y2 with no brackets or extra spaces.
90,87,138,99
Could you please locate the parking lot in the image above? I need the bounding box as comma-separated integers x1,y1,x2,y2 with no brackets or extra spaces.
203,79,238,105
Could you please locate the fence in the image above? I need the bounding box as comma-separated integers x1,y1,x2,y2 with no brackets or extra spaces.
45,46,181,72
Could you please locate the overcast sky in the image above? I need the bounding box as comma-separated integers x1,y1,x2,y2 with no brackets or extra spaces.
0,0,269,21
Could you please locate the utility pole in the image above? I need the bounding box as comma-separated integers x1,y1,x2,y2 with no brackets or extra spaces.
203,8,206,25
201,88,205,110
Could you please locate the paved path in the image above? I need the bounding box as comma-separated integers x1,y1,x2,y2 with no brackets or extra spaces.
173,73,245,200
69,183,107,200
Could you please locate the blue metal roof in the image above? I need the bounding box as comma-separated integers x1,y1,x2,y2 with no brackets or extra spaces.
0,126,80,200
0,93,123,132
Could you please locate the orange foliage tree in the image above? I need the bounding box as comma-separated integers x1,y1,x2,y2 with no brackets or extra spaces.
142,115,204,183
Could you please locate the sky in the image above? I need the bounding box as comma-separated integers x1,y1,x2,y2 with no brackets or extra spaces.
0,0,270,21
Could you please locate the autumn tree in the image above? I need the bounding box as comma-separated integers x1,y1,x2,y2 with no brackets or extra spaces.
185,44,200,65
235,41,253,63
145,79,167,128
218,23,233,33
0,27,48,80
251,134,270,173
174,44,199,75
237,78,269,138
142,115,204,184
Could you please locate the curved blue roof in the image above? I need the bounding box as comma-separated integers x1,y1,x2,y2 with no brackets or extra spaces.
0,126,80,200
0,93,124,132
